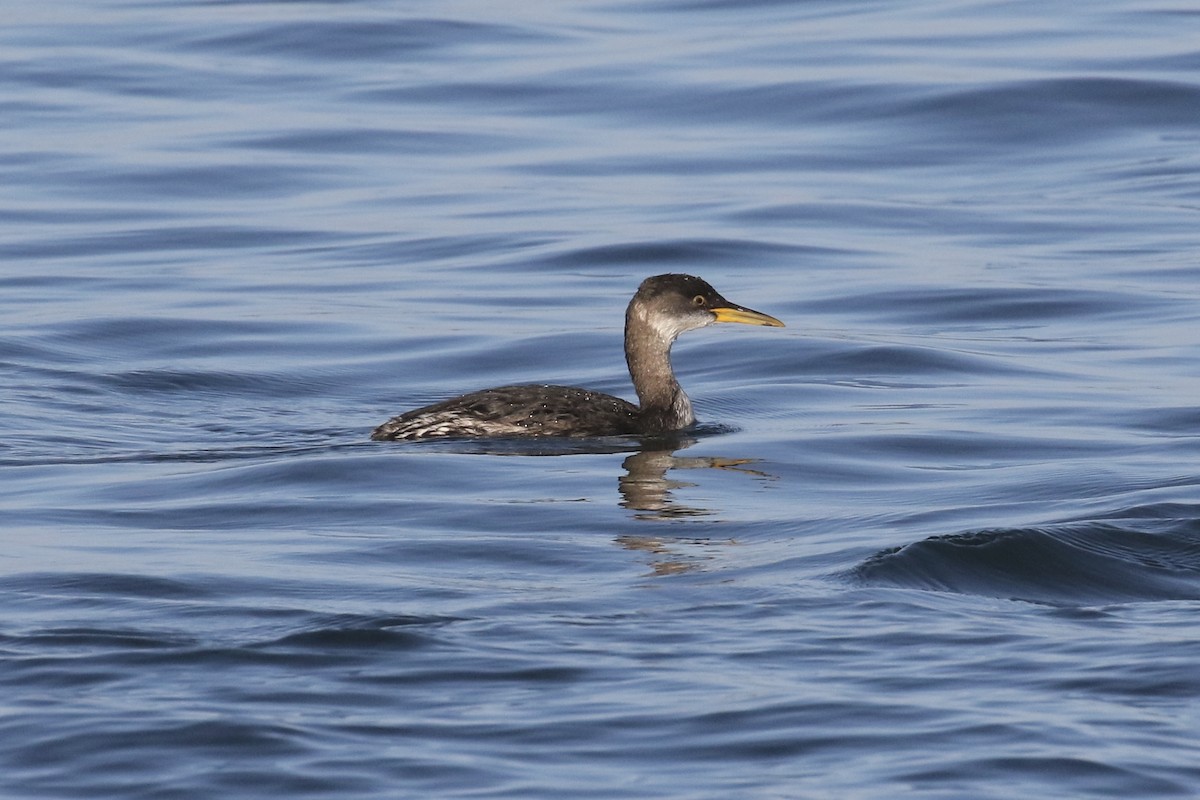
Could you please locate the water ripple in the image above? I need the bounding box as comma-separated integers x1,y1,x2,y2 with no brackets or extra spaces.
854,518,1200,604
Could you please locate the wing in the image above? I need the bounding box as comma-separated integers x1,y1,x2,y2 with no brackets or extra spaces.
371,384,640,440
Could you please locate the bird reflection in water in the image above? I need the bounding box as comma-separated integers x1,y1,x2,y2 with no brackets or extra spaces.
615,436,775,575
618,440,771,519
394,433,775,574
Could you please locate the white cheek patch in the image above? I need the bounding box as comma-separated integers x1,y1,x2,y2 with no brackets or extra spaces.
636,306,709,343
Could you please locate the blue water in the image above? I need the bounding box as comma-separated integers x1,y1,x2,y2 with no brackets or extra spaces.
4,0,1200,797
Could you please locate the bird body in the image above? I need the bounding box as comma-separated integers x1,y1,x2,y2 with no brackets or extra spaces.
371,384,639,440
371,274,783,441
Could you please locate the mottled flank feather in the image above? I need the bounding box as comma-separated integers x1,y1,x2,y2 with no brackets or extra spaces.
371,384,640,440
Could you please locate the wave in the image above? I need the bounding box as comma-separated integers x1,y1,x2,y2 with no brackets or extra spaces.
852,511,1200,604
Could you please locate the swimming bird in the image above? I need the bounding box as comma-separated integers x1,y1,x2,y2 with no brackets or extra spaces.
371,273,784,440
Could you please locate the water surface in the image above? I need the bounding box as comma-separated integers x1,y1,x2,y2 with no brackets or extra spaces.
4,0,1200,797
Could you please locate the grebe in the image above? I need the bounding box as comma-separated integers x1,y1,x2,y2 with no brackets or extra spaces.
371,273,784,440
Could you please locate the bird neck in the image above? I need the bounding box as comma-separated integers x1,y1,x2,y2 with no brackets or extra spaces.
624,304,695,431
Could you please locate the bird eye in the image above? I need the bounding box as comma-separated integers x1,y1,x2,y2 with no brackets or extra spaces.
692,295,706,306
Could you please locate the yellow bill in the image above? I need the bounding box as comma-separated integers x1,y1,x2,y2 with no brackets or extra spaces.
711,305,785,327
